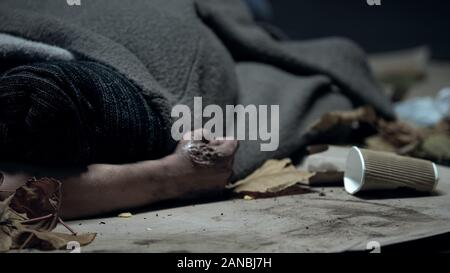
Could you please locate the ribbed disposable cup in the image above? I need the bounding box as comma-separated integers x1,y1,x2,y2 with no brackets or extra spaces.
344,147,439,194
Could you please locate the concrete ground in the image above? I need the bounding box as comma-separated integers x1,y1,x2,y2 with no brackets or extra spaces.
50,165,449,253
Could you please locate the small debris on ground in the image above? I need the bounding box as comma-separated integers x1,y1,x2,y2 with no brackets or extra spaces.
118,212,133,218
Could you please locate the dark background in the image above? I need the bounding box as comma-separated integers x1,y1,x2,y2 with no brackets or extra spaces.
267,0,450,59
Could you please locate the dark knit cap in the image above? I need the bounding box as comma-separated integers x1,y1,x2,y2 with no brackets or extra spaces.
0,61,171,165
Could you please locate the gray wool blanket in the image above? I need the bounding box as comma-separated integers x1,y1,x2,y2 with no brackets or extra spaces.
0,0,394,179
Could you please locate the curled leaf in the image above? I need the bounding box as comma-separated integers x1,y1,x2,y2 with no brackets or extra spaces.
0,196,26,252
308,106,377,133
376,119,423,149
231,159,315,198
13,229,96,251
0,177,96,251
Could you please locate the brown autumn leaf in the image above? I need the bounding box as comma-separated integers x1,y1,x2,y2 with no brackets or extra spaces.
0,196,14,252
13,229,96,251
232,159,294,188
0,230,11,253
308,106,377,133
235,171,314,195
0,196,26,252
365,135,397,153
0,177,97,251
414,133,450,165
10,177,61,219
230,159,315,198
309,107,424,156
365,120,425,156
376,119,423,149
308,105,450,167
10,177,61,231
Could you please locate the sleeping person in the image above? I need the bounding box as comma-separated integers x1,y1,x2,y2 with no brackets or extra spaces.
0,0,394,219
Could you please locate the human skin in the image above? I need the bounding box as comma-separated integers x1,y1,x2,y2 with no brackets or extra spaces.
0,129,239,219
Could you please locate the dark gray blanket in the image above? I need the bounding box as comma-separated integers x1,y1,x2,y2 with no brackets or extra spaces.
0,0,394,179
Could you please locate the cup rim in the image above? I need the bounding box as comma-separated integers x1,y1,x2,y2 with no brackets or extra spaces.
344,146,365,194
432,163,439,191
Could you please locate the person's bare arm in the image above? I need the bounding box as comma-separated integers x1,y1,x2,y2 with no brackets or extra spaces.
0,131,238,220
2,157,191,219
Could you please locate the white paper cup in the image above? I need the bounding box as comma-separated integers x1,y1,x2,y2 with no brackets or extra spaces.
344,147,439,194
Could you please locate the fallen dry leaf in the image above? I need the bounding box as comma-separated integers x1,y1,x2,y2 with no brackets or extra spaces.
0,177,96,252
10,177,61,231
235,171,313,193
377,119,423,149
231,159,315,198
415,133,450,165
308,106,423,154
365,135,397,153
308,106,377,133
231,159,294,188
0,196,26,252
309,105,450,167
13,229,96,251
0,230,11,253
